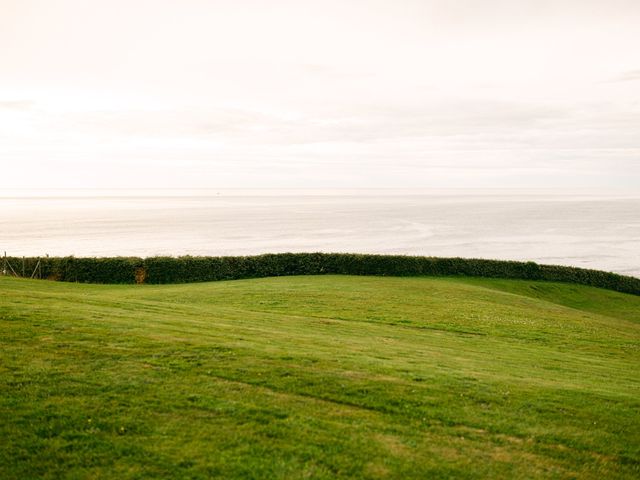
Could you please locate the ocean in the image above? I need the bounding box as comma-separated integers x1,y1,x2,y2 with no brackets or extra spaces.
1,192,639,277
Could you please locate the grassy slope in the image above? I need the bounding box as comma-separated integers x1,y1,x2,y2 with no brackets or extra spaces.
1,275,639,479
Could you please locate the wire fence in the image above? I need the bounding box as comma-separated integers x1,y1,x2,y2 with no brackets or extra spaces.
2,252,42,279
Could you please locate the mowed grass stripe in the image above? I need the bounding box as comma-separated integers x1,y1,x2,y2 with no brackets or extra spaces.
4,284,636,394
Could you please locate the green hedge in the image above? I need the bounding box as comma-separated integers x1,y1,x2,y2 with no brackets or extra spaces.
3,253,639,295
2,256,144,284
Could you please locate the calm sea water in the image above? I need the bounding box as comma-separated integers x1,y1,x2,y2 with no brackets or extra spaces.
1,194,639,277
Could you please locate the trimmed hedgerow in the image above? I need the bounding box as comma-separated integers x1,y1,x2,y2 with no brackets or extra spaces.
3,256,143,284
3,253,639,295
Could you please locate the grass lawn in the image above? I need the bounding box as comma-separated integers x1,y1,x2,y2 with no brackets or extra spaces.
1,275,639,479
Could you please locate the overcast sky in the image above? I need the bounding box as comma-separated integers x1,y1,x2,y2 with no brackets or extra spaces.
1,0,639,192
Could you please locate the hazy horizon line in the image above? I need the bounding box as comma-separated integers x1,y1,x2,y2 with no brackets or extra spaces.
2,187,639,199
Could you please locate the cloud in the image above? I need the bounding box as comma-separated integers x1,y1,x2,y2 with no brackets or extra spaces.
34,96,636,162
612,70,640,82
1,1,639,191
0,100,34,110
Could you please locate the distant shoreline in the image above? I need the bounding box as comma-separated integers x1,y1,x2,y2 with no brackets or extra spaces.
3,188,640,199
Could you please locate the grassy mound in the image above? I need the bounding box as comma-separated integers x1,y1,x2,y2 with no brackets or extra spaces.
1,275,639,479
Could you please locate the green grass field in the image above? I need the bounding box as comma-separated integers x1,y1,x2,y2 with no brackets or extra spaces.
1,275,639,479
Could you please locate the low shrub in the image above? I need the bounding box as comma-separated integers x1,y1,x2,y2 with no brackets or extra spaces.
3,253,639,295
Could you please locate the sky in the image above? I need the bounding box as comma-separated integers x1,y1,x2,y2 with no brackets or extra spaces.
1,0,639,193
